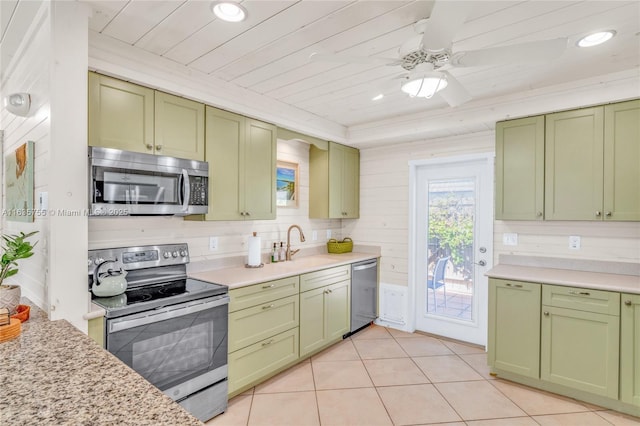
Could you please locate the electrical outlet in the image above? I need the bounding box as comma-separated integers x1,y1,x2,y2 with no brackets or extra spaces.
569,235,581,250
503,233,518,246
209,237,218,251
312,230,318,241
326,230,332,240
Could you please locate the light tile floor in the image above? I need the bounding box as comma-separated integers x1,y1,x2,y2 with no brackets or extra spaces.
207,325,640,426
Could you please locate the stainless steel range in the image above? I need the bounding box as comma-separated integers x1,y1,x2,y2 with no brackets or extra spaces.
88,243,228,422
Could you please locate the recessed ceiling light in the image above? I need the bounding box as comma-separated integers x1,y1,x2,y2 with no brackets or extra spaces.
372,94,384,101
577,30,616,47
211,1,247,22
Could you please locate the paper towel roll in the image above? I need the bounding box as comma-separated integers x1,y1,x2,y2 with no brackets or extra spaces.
247,232,262,266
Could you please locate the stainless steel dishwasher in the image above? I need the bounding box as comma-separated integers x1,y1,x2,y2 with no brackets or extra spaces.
349,259,378,335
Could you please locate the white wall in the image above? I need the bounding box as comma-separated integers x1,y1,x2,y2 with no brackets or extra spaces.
89,139,342,263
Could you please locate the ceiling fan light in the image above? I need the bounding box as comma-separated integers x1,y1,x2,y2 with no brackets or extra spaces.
577,30,616,47
211,1,247,22
401,76,448,98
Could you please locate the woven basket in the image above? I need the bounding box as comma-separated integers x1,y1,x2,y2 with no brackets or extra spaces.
0,318,21,343
327,237,353,254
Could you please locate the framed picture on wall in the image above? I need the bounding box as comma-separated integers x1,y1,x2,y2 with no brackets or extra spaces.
5,141,35,222
276,161,298,208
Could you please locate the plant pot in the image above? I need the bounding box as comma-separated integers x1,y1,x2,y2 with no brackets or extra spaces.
0,284,21,315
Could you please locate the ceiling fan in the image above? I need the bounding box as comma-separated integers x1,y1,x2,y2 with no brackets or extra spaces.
310,1,568,107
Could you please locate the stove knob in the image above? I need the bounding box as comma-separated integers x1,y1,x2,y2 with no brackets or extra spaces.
163,251,171,259
87,259,93,267
179,250,187,257
94,258,104,265
172,251,179,258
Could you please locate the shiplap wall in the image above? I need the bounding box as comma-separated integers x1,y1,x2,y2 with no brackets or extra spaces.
0,3,50,309
349,131,640,289
88,139,342,262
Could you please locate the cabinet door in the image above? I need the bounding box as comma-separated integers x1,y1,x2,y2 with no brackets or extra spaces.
541,305,619,398
488,279,541,378
299,286,327,357
88,72,154,153
341,145,360,219
495,116,545,220
154,91,204,161
88,316,104,348
621,294,640,407
545,107,604,220
603,100,640,221
243,119,276,220
205,106,244,220
325,280,351,342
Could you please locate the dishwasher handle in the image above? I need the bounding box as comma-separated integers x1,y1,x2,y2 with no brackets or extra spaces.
353,260,377,271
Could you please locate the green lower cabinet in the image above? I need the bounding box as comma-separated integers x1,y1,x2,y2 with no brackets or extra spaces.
488,279,541,378
88,316,104,348
541,305,619,399
621,294,640,407
300,279,350,357
228,328,299,395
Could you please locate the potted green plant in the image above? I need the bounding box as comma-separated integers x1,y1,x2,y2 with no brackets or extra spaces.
0,231,38,314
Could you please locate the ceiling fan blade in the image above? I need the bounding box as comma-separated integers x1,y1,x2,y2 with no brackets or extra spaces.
420,1,470,51
451,38,568,67
309,52,400,66
439,71,472,107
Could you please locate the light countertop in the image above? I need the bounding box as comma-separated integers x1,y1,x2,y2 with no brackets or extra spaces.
0,299,202,425
486,264,640,294
190,252,379,289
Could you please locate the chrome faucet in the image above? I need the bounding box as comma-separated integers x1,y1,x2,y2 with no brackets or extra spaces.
286,225,306,261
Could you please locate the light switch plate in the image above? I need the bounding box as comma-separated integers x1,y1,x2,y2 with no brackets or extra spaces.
569,235,581,250
503,233,518,246
209,237,218,251
39,192,48,210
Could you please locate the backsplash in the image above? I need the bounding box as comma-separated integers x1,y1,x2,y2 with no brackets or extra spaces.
88,139,342,263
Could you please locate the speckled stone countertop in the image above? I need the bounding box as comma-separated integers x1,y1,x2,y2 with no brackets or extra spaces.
190,251,379,289
0,300,203,426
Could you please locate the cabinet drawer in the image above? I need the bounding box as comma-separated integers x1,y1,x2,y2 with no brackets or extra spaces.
542,284,619,316
229,276,299,312
229,294,299,352
300,265,351,293
228,327,299,394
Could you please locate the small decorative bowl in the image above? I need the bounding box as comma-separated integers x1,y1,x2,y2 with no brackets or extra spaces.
11,304,30,323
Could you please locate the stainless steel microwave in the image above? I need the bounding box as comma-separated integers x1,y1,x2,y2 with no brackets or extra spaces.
89,147,208,216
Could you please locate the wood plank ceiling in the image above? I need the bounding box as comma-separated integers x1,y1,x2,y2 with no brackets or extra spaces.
2,1,639,137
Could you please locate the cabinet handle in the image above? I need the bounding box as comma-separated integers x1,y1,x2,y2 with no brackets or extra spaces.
536,211,543,217
262,304,274,310
146,144,153,150
156,145,162,151
595,211,601,217
568,291,590,296
543,311,549,316
505,283,523,288
625,300,632,306
261,339,274,347
262,284,275,289
606,211,612,217
245,211,250,216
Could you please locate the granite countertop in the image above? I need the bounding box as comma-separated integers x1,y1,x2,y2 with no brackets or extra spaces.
0,300,202,426
487,263,640,295
190,252,379,289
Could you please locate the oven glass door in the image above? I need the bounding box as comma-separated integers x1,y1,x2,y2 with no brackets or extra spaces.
106,296,228,397
93,167,181,206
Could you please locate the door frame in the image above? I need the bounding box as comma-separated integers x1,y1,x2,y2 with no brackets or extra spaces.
407,153,494,342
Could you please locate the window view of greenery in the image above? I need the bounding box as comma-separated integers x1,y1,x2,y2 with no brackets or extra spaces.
427,179,475,319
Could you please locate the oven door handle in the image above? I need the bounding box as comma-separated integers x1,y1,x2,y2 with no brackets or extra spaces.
109,295,229,333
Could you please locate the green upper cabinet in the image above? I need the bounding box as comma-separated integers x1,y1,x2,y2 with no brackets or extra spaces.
88,72,205,161
545,106,604,220
603,100,640,221
154,91,204,161
495,116,545,220
89,72,154,153
310,142,360,219
205,106,276,221
621,293,640,407
488,278,541,378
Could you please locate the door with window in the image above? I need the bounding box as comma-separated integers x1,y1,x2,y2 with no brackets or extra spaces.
411,155,493,346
